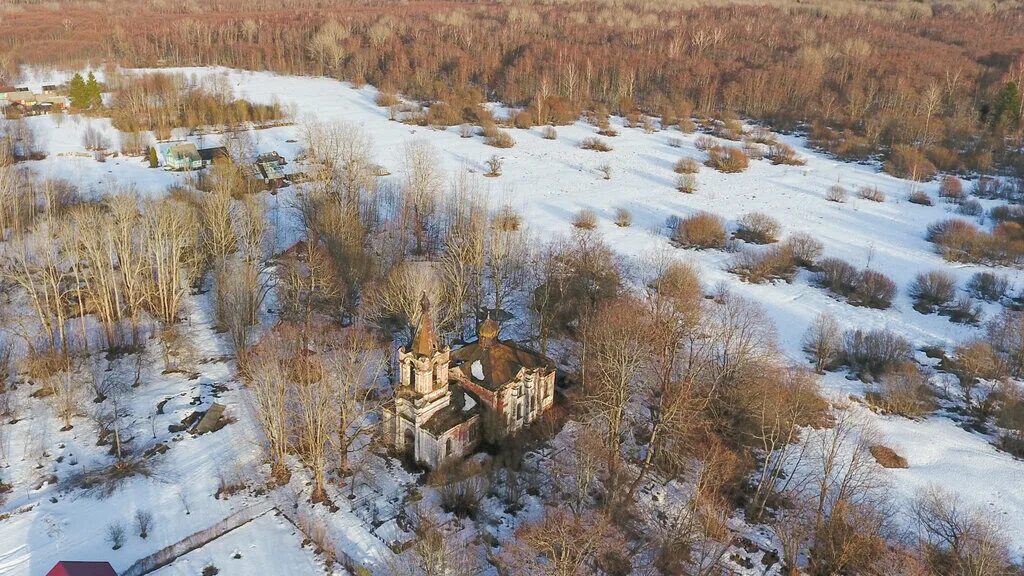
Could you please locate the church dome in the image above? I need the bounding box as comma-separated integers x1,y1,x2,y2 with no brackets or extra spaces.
478,317,499,344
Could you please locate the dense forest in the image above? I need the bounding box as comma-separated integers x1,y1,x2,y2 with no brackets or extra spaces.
2,0,1024,174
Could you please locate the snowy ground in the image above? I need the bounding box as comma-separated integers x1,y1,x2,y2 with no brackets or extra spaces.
148,512,327,576
4,66,1024,572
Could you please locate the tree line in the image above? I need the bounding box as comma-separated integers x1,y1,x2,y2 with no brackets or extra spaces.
1,1,1023,175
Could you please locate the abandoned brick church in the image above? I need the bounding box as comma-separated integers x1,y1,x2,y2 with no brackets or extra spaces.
382,295,556,469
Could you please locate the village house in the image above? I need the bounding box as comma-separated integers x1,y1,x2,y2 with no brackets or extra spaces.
157,142,203,171
382,295,556,469
253,151,288,186
46,561,116,576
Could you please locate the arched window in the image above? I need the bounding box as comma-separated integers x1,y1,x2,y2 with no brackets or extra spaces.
445,438,453,456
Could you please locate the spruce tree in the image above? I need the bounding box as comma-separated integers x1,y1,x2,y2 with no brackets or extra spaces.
993,81,1022,130
85,72,102,108
68,73,87,109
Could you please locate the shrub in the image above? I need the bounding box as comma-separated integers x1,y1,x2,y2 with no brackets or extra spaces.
767,142,806,165
119,131,147,156
541,125,557,140
667,136,683,148
572,209,599,230
694,134,716,151
967,271,1008,302
851,269,897,309
705,145,749,173
82,125,110,151
944,295,982,325
996,382,1024,457
990,204,1024,225
974,176,1006,199
135,509,153,539
952,340,1007,403
938,175,965,202
803,313,842,373
106,521,126,550
580,136,612,151
841,328,914,377
857,185,885,202
957,199,983,217
729,245,798,283
926,218,982,261
927,218,1024,265
597,163,612,180
869,445,909,468
675,173,697,193
613,207,632,227
375,90,399,107
514,110,534,129
673,212,726,249
742,141,764,160
868,362,935,418
485,127,515,148
677,118,697,133
908,190,933,206
825,184,847,203
735,212,781,244
493,206,522,231
817,257,859,296
438,477,487,519
485,154,503,177
909,270,957,313
674,157,700,174
782,233,824,268
884,145,937,181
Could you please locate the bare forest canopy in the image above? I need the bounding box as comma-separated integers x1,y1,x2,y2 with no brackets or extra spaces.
1,0,1024,170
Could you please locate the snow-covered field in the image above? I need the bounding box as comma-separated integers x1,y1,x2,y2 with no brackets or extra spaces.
4,67,1024,573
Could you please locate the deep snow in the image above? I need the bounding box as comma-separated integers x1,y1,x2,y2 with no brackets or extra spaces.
3,66,1024,573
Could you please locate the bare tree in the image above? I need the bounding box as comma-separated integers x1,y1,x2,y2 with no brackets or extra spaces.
367,261,453,342
400,140,443,255
803,313,842,373
579,296,653,507
912,486,1014,576
242,338,291,482
140,198,200,325
322,325,386,476
497,506,628,576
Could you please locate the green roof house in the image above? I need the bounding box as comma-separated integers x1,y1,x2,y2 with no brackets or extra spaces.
159,142,202,171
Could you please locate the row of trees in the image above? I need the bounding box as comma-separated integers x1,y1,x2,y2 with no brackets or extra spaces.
2,1,1024,172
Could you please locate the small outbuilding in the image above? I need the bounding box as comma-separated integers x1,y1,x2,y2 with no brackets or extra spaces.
198,145,229,167
46,561,117,576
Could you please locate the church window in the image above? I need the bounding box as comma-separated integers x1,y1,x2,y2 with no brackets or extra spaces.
446,438,453,456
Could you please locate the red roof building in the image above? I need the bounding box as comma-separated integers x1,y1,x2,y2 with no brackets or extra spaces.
46,561,117,576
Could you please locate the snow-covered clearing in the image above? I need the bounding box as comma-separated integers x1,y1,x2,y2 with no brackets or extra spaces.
4,66,1024,572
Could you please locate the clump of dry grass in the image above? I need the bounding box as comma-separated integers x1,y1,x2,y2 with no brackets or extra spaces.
573,208,599,230
869,445,908,468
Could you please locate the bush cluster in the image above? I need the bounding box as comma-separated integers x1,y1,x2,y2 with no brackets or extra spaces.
704,145,749,173
734,212,781,244
672,212,727,249
927,218,1024,265
883,145,937,181
817,257,897,309
580,136,612,152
